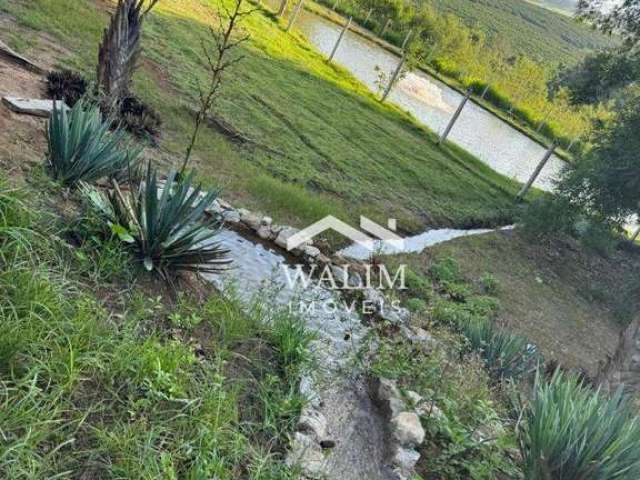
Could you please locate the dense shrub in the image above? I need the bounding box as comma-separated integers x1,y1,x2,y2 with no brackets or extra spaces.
46,70,87,107
118,95,162,140
519,372,640,479
47,100,142,187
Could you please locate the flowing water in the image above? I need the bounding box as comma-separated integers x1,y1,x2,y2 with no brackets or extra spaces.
291,7,567,191
204,230,395,480
339,226,514,260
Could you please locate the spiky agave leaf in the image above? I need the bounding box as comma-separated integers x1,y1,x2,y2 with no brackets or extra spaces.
47,100,142,187
84,167,231,277
462,318,540,381
519,371,640,480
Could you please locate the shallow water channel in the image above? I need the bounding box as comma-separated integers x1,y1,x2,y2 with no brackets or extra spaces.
291,6,567,191
204,229,395,479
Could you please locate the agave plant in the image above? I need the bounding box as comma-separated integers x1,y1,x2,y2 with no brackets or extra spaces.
85,167,231,277
48,100,141,187
519,371,640,480
462,318,540,381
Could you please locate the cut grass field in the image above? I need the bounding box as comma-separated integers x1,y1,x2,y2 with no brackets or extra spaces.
0,0,522,235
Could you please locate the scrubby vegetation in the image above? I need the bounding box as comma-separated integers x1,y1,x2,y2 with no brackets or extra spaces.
376,253,640,479
0,179,311,478
85,167,231,277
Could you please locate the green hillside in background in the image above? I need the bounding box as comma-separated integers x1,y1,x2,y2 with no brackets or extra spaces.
427,0,614,65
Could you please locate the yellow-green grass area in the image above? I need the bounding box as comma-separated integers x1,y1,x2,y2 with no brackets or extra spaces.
392,230,640,375
1,0,523,236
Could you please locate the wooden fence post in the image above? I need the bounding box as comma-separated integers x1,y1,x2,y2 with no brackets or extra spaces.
328,16,352,62
438,88,472,145
480,84,490,99
276,0,288,17
363,8,373,26
380,18,391,36
381,31,412,102
516,142,557,200
401,29,413,50
286,0,304,32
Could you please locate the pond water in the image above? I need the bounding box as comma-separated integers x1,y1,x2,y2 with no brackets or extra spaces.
292,7,567,191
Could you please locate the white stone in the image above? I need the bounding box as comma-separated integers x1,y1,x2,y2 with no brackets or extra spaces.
218,198,233,210
240,210,261,230
391,412,425,447
2,97,68,118
286,432,325,479
303,245,321,259
205,199,223,215
405,390,423,407
222,209,241,223
391,445,420,476
275,227,300,250
261,216,273,226
297,408,328,441
416,402,446,422
257,225,273,240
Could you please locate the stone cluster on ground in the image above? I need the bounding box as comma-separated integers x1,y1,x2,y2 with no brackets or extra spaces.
370,377,429,480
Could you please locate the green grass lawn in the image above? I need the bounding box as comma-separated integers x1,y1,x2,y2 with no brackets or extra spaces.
426,0,614,65
1,0,522,233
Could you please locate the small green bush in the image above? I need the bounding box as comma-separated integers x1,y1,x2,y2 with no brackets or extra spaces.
519,195,576,238
520,372,640,480
404,268,433,300
430,257,462,284
47,100,141,187
406,297,428,313
480,273,499,295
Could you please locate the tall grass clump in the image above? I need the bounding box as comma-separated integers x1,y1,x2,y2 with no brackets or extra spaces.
519,372,640,480
463,318,540,381
86,167,231,277
47,100,141,187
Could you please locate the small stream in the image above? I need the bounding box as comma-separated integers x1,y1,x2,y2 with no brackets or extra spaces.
338,225,514,260
289,6,567,191
203,229,394,479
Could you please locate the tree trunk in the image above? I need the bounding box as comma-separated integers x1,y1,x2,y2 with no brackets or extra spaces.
598,315,640,396
97,0,153,108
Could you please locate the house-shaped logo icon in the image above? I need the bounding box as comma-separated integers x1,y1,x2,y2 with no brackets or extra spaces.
286,215,405,252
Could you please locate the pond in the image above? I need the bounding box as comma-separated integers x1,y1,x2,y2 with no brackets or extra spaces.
292,6,567,191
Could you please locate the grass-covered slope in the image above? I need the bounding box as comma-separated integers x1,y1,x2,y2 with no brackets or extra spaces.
0,0,521,232
427,0,614,65
0,177,313,478
405,230,640,374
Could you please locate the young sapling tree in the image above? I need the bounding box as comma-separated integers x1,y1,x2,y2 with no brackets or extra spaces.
180,0,256,175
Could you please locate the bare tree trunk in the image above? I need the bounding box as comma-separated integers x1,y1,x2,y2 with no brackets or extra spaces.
97,0,159,108
598,316,640,396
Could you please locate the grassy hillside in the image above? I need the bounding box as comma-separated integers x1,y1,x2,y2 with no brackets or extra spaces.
0,173,312,477
427,0,613,65
0,0,523,234
402,230,640,374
